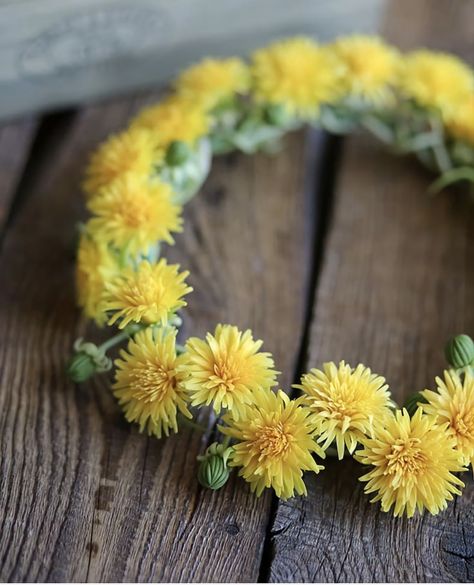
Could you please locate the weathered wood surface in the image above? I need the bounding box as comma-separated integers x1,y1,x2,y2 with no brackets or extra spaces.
0,118,37,230
1,0,474,582
0,0,385,121
267,0,474,582
0,89,323,579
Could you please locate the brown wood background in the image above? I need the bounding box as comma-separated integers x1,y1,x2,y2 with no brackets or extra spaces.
0,0,473,581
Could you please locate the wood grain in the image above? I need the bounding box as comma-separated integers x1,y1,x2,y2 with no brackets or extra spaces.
0,91,323,580
267,0,474,582
0,118,37,231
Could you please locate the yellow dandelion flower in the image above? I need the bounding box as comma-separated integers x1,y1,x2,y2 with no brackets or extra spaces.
399,50,474,119
113,327,191,438
175,57,250,110
104,259,192,329
182,324,278,419
76,232,118,326
295,361,393,459
421,369,474,470
446,95,474,145
87,174,182,255
131,94,210,148
220,390,325,499
250,36,344,117
356,408,465,518
83,128,159,198
330,35,401,105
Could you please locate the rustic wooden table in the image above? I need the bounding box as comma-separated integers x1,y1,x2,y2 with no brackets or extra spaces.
0,0,473,582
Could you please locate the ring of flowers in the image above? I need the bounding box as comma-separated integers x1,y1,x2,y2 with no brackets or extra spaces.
69,35,474,518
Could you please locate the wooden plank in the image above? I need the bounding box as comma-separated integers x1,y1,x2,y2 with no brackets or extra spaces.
0,118,37,231
267,0,474,582
0,91,323,579
0,0,385,120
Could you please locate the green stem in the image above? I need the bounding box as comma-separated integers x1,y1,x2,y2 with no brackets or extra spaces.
99,323,145,353
432,143,453,174
221,435,231,449
429,116,452,174
429,166,474,194
178,415,208,433
361,114,394,145
402,131,443,153
176,343,186,355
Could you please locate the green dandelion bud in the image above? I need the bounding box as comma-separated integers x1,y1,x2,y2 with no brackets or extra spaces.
67,338,112,383
166,140,192,166
264,103,290,127
198,454,229,490
445,334,474,369
197,442,233,490
67,352,97,383
403,392,427,418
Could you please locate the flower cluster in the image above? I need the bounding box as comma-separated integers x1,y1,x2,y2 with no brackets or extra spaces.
69,36,474,517
75,35,474,324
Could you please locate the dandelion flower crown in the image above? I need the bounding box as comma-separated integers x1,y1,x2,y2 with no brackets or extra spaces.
68,35,474,518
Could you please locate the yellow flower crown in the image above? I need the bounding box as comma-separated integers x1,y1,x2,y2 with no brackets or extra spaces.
68,35,474,518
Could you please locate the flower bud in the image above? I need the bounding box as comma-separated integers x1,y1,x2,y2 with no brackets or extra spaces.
445,334,474,369
197,442,233,490
403,392,427,418
166,140,192,166
66,338,112,383
198,454,230,490
264,103,290,127
67,352,98,383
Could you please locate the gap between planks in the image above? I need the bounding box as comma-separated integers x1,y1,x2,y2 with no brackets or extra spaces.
266,0,474,582
257,134,344,583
